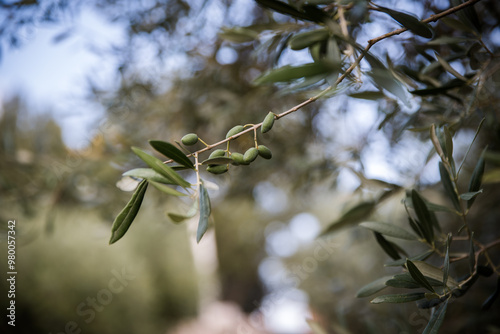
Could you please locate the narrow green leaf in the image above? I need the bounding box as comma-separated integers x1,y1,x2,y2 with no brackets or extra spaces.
320,201,376,236
435,53,467,81
386,273,421,289
422,299,449,334
374,232,401,260
348,91,386,100
149,140,195,169
438,162,461,212
371,293,426,304
123,168,175,184
109,180,148,245
467,150,485,208
412,261,459,289
360,221,417,240
201,157,233,165
385,250,434,267
356,275,393,298
410,79,466,96
253,62,333,85
167,201,198,223
411,190,434,243
197,183,211,243
481,276,500,311
376,5,433,38
367,68,409,107
406,259,436,293
289,28,329,50
407,217,424,238
450,0,481,33
255,0,328,23
443,233,452,287
132,147,191,188
460,190,483,200
149,181,186,197
469,231,475,274
218,27,259,43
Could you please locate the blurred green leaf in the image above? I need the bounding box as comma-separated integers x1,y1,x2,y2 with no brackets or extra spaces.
406,259,436,293
197,183,211,243
149,180,186,197
348,91,386,100
132,147,191,188
356,275,393,298
435,53,467,81
289,28,329,50
376,5,433,38
360,222,417,240
467,149,485,208
219,27,259,43
123,168,176,184
168,201,198,224
443,233,452,287
412,261,459,289
253,62,334,85
255,0,328,23
450,0,482,33
371,292,426,304
374,232,401,260
385,250,434,267
422,299,449,334
481,276,500,311
439,162,461,212
460,190,483,200
385,273,421,289
320,201,376,236
149,140,195,169
427,36,474,45
407,217,424,238
411,190,434,243
109,180,148,245
469,231,475,274
367,68,409,107
410,79,466,96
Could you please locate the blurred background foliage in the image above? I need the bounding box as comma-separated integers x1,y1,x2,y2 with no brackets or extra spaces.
0,0,500,333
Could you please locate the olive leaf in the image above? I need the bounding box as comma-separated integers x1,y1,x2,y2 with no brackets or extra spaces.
123,168,176,184
467,149,486,209
371,292,426,304
320,201,376,236
422,299,449,334
149,140,195,169
132,147,191,188
375,5,433,38
197,183,211,243
439,162,461,212
253,62,335,85
289,28,329,50
356,276,393,298
109,180,148,245
360,221,417,240
406,259,436,293
411,190,434,243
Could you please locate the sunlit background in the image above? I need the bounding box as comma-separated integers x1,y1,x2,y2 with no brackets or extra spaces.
1,1,499,333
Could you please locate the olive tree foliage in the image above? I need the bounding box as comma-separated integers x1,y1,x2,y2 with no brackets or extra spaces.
102,0,500,332
3,0,500,332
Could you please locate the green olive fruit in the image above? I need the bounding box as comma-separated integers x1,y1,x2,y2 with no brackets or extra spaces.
261,112,275,134
257,145,272,159
209,149,226,159
230,152,247,165
181,133,199,146
206,164,229,174
243,147,259,163
226,125,244,139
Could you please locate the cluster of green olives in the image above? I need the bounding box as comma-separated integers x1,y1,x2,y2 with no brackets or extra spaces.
180,112,276,175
